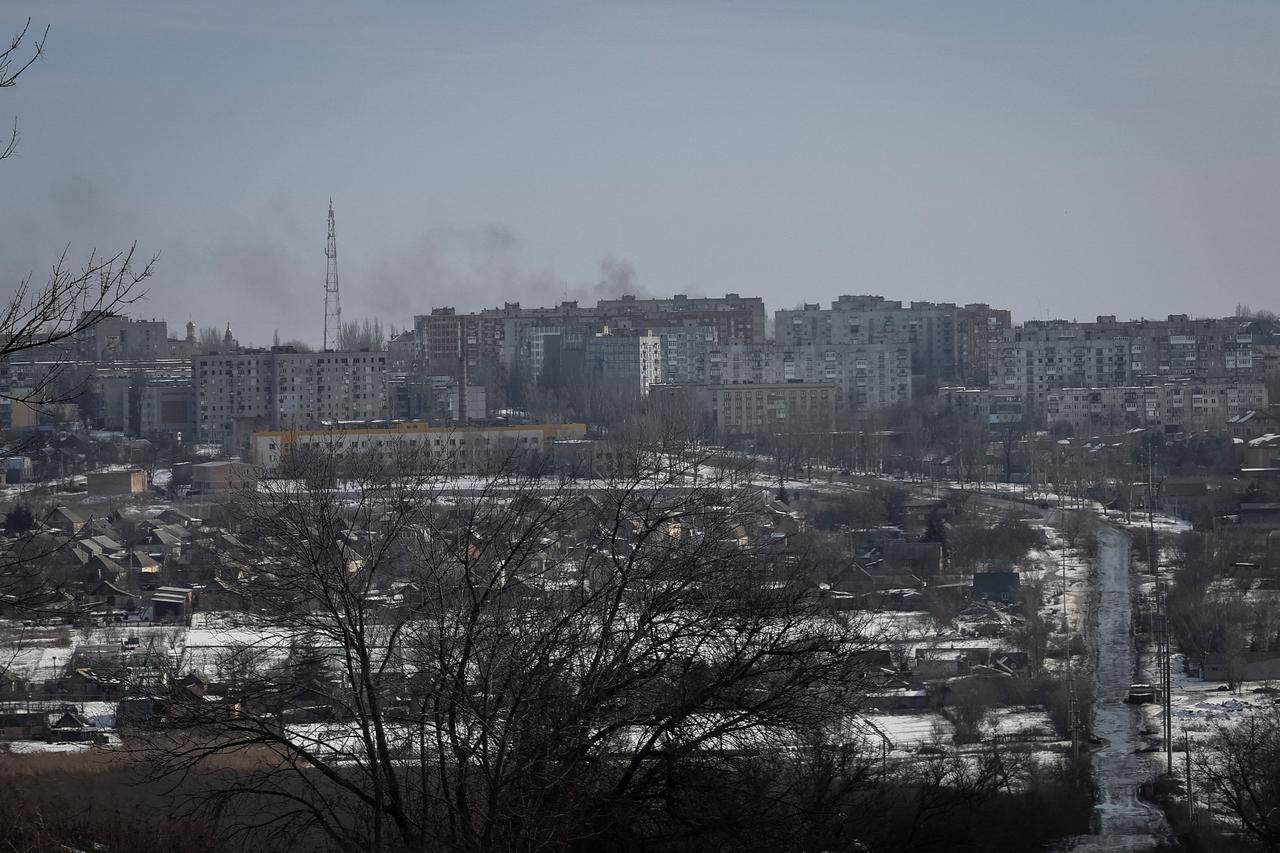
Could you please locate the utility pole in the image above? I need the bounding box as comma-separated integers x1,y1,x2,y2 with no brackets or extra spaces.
1060,538,1068,630
1148,434,1173,776
323,199,341,352
1184,729,1193,826
1068,675,1080,767
1157,579,1173,775
1147,434,1156,538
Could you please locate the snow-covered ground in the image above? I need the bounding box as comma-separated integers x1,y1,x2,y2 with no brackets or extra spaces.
5,740,98,754
2,733,121,754
1067,526,1170,850
1023,512,1094,643
1138,649,1280,741
861,706,1057,755
863,712,950,749
1,628,77,682
0,613,294,683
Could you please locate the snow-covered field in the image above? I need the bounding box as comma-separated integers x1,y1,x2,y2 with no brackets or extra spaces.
1138,650,1280,738
861,706,1057,755
0,613,294,683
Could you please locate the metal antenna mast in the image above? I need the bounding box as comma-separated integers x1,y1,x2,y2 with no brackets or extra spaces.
323,199,341,351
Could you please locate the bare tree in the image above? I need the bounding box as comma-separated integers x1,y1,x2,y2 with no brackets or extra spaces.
140,441,879,852
0,18,47,161
945,679,997,745
0,19,154,613
1,21,154,415
197,325,226,352
337,317,386,352
1192,706,1280,850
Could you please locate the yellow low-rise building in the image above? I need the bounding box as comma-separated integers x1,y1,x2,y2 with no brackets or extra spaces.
252,421,587,471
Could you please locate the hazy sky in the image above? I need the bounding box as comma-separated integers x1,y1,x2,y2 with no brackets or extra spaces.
2,2,1278,346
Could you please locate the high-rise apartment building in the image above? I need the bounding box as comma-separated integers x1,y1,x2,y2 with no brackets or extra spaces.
594,293,766,344
709,382,835,436
194,348,388,450
584,331,663,395
991,315,1263,413
773,296,1008,383
1045,379,1267,434
704,342,911,413
74,313,172,362
413,293,764,379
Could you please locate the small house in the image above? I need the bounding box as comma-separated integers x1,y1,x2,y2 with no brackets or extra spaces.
913,652,965,680
0,666,29,695
0,711,49,740
1162,481,1209,517
86,467,148,496
2,456,33,483
972,571,1021,602
158,508,200,528
1202,651,1280,682
86,578,138,612
1239,503,1280,529
884,540,944,577
150,586,194,623
177,671,211,700
49,710,100,743
46,506,88,534
190,461,257,492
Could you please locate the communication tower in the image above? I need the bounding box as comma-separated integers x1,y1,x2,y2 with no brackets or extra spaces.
323,200,341,351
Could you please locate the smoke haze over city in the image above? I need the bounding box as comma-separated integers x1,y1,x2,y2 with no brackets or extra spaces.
2,2,1278,345
6,7,1280,852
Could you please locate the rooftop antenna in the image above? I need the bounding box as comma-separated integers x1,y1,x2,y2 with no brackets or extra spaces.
323,199,341,351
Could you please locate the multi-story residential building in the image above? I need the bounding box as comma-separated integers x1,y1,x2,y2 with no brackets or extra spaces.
653,326,717,385
505,326,573,381
85,359,192,433
385,330,418,372
708,382,835,437
0,356,191,433
704,342,911,414
595,293,766,344
706,343,774,386
937,387,994,422
937,386,1025,425
413,293,763,381
413,308,504,380
138,380,197,440
809,344,912,410
1046,386,1164,434
70,314,205,362
194,347,389,450
1160,379,1268,433
1045,379,1267,435
387,374,487,422
1257,329,1280,381
957,303,1013,385
251,421,587,471
584,331,663,395
991,331,1132,411
774,296,1005,382
74,314,171,362
490,302,599,371
991,314,1265,420
1122,315,1259,379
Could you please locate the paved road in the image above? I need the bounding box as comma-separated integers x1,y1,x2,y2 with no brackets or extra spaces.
829,478,1173,849
1067,525,1170,851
